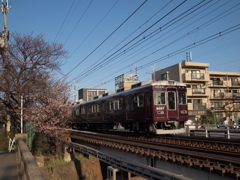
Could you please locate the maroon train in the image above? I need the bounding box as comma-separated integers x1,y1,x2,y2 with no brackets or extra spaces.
71,80,188,134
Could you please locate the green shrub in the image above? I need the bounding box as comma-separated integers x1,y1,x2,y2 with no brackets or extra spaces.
0,132,8,151
0,131,16,151
32,133,50,156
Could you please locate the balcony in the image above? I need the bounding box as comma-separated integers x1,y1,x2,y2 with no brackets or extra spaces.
214,105,224,110
232,81,240,86
187,88,207,96
183,73,209,82
234,104,240,110
232,93,240,98
193,103,206,110
211,93,225,99
192,88,206,94
212,80,223,86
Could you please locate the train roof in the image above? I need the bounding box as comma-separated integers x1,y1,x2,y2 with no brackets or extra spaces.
74,80,186,105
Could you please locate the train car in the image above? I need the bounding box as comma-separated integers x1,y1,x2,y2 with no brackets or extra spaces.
71,80,188,134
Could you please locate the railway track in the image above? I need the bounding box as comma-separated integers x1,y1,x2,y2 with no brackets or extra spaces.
69,130,240,179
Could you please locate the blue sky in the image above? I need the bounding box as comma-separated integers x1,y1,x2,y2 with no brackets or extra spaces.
3,0,240,96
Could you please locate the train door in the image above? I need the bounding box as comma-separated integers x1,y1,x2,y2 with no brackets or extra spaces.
167,88,178,119
145,93,151,120
126,95,134,120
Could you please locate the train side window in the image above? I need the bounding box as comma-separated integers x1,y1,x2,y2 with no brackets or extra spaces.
81,106,86,114
109,101,113,111
97,103,100,112
88,105,92,113
76,108,79,115
168,92,176,109
127,96,134,110
154,92,165,105
114,100,119,110
119,99,122,110
102,101,107,112
178,92,187,104
137,94,144,107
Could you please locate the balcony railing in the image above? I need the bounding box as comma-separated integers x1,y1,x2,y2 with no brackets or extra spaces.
193,103,206,110
192,88,205,94
212,80,223,85
214,106,224,110
233,104,240,110
232,93,240,98
232,81,240,86
192,73,204,80
212,93,225,99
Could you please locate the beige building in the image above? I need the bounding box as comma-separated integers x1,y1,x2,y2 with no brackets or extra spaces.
78,88,106,102
154,61,240,123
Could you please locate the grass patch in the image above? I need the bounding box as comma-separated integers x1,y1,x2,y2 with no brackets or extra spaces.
75,154,88,161
47,158,70,166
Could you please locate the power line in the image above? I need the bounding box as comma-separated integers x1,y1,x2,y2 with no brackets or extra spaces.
63,0,95,45
91,24,240,88
62,0,148,81
75,0,239,85
68,0,188,83
69,0,120,57
54,0,77,42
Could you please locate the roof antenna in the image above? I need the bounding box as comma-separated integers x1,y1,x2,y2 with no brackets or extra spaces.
186,52,192,62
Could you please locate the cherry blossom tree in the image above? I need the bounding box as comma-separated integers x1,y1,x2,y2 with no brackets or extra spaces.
0,32,72,137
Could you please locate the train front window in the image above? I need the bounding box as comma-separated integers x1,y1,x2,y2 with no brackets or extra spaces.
178,92,187,104
154,92,165,105
168,92,176,109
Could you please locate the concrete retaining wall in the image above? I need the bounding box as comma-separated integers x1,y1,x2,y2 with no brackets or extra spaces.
15,134,45,180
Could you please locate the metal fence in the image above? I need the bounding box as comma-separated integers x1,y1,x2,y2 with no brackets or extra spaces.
185,124,240,139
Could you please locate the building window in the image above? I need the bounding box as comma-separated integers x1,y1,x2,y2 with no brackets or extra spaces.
187,99,192,103
234,102,240,110
231,78,239,86
193,99,202,104
161,73,168,80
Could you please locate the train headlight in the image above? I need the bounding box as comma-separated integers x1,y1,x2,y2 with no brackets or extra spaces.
180,110,187,114
157,111,164,114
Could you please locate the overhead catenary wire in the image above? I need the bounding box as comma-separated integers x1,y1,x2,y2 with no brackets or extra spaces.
54,0,77,42
69,0,121,58
68,0,188,84
61,0,148,81
63,0,95,46
74,0,239,86
90,24,240,88
70,0,217,84
77,0,174,71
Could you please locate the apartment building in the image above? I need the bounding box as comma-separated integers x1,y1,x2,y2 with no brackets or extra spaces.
154,61,240,123
78,88,106,102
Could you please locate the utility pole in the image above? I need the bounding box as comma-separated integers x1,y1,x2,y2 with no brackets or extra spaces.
0,0,11,131
147,64,157,82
